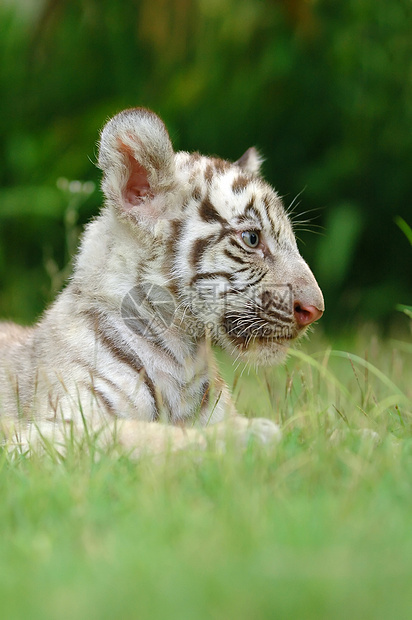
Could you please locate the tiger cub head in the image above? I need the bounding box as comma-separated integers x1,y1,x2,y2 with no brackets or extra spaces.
98,108,324,365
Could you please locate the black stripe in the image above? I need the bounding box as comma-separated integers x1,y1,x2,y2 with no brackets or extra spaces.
199,196,227,225
140,369,160,420
91,387,117,417
90,310,163,420
82,365,141,415
229,237,254,254
190,271,233,286
212,158,230,174
190,234,216,270
75,348,162,419
168,219,184,259
167,219,184,298
86,310,159,420
234,271,267,290
123,313,157,341
83,310,164,419
245,271,267,288
264,311,294,324
83,309,145,378
204,165,214,182
262,195,279,239
223,248,246,265
233,266,252,274
217,226,235,242
244,199,264,227
152,336,181,367
232,175,249,194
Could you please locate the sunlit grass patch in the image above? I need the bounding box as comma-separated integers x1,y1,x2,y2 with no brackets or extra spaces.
218,328,411,440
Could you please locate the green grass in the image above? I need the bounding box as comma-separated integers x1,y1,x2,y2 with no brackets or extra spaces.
1,329,412,620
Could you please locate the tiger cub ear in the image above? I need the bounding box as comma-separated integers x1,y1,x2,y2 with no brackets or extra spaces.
98,108,176,218
235,147,263,176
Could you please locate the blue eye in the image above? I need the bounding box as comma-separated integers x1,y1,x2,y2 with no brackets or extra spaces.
241,231,260,248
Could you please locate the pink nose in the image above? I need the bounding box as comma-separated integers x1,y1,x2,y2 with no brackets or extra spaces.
294,303,323,327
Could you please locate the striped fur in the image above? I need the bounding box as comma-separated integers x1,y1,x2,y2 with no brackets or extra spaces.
0,108,323,455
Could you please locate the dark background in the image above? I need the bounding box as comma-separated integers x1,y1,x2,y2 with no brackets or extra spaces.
0,0,411,332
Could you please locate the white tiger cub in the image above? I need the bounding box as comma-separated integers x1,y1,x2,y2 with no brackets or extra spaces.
0,108,324,457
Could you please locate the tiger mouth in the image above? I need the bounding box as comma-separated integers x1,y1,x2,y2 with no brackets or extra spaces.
223,316,296,347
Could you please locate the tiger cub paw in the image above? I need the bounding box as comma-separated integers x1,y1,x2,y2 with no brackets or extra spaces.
246,417,282,445
212,416,282,450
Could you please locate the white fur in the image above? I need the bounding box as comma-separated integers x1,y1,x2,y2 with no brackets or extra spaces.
0,108,324,457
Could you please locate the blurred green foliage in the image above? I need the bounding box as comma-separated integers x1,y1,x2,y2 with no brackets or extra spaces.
0,0,411,328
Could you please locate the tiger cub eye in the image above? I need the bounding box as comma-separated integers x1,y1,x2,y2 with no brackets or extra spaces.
241,231,260,248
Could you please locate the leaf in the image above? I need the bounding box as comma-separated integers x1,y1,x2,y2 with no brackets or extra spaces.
395,216,412,246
